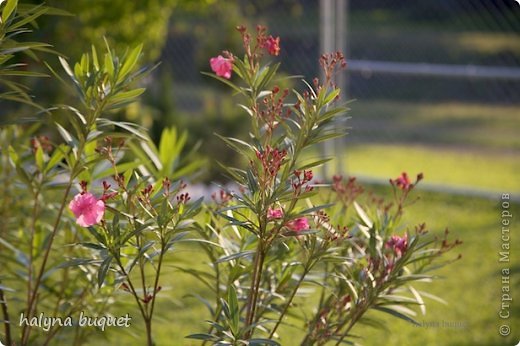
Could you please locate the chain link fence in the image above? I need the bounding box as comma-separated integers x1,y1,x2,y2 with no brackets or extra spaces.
158,0,520,192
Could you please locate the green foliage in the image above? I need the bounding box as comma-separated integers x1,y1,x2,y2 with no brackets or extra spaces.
185,26,461,345
0,6,466,345
0,0,54,112
0,10,204,342
127,126,207,181
44,0,212,63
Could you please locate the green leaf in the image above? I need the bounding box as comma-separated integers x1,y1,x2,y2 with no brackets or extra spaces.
249,339,281,346
8,6,48,31
97,255,112,288
56,258,96,269
216,250,255,264
409,286,426,315
8,145,19,164
117,44,142,83
297,158,331,170
91,45,99,71
228,286,239,334
106,88,145,109
35,145,44,171
2,0,18,23
97,118,148,141
184,294,215,316
185,333,218,341
58,56,74,79
322,88,341,106
354,202,373,228
0,70,48,77
93,161,141,180
80,242,106,251
104,51,114,79
373,306,420,326
0,285,15,292
255,62,280,91
201,71,244,94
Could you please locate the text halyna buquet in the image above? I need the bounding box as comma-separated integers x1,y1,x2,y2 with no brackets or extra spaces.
19,311,132,332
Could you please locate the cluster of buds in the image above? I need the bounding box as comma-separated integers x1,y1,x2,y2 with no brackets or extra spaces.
292,169,313,195
79,180,88,195
323,226,350,245
318,51,347,90
114,173,125,189
30,135,52,153
141,184,153,199
439,228,463,254
385,234,409,258
138,184,154,205
267,207,284,220
162,177,171,196
256,25,280,56
376,234,409,283
332,175,364,207
389,172,424,217
367,192,393,214
142,292,153,304
95,137,125,165
101,181,118,202
259,86,290,132
237,25,281,60
211,189,233,206
390,172,424,191
176,192,191,205
266,207,309,234
314,210,330,229
255,145,287,178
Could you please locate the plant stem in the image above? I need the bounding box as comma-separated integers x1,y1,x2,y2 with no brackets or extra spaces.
0,131,13,345
269,265,310,338
26,187,40,325
115,256,154,345
146,241,167,346
334,312,362,346
21,101,106,345
333,298,370,346
0,286,12,346
21,180,74,345
244,239,265,339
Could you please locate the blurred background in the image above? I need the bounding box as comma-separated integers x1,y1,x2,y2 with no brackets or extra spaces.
4,1,519,344
20,0,518,194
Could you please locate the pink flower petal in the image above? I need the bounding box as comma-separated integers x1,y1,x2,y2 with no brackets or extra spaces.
69,192,105,227
210,55,233,79
287,217,310,233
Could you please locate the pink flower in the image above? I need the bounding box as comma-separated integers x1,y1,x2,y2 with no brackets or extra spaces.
267,207,284,220
392,172,411,190
385,234,408,257
210,55,233,79
287,217,310,233
69,192,105,227
264,35,280,56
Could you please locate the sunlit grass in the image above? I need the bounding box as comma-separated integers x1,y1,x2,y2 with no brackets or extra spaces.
336,143,520,192
347,101,520,151
84,188,519,346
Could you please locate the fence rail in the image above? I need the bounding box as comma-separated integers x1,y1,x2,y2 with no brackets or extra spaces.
348,59,520,80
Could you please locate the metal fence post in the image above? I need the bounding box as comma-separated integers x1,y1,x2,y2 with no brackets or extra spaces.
320,0,348,179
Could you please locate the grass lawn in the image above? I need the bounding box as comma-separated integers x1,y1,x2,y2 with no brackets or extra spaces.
83,144,519,345
346,101,520,152
83,188,519,346
340,143,520,193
